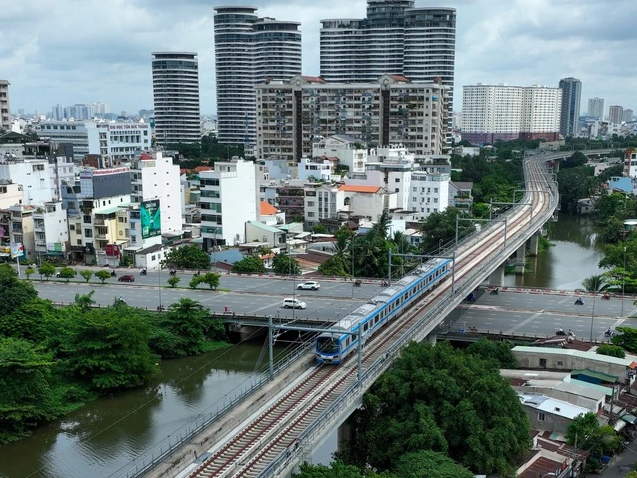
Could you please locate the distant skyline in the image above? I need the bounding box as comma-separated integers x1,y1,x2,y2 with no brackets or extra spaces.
2,0,637,115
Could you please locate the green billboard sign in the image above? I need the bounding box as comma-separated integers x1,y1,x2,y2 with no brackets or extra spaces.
141,199,161,239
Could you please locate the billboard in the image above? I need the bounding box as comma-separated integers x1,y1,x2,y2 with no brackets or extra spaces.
141,200,161,239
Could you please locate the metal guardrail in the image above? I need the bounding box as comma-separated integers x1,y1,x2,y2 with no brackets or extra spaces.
256,155,560,478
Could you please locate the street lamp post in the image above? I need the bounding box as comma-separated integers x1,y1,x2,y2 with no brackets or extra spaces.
622,246,627,318
589,294,596,343
158,258,163,311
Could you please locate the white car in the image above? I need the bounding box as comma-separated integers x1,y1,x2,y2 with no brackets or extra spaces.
297,281,320,291
282,298,307,309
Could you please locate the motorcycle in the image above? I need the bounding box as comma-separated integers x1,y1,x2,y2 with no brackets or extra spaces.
490,288,499,295
556,329,566,336
140,269,147,276
194,271,200,277
574,298,584,305
465,292,476,302
353,279,362,287
380,280,389,287
110,270,117,277
604,329,614,338
169,269,177,276
601,294,611,300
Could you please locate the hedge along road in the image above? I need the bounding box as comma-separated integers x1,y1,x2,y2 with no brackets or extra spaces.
29,276,380,321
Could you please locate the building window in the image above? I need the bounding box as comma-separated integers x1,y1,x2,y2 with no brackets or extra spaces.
395,178,400,183
537,412,545,422
84,229,93,238
539,358,547,368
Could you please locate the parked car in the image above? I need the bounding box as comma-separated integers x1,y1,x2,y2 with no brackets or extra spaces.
282,298,307,309
118,275,135,282
297,281,320,291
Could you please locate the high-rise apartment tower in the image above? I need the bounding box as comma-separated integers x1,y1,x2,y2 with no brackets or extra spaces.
213,6,302,152
151,52,201,144
609,105,624,125
587,97,605,119
320,1,456,138
558,77,581,137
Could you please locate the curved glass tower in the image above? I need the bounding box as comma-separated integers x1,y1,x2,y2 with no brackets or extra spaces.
214,6,302,152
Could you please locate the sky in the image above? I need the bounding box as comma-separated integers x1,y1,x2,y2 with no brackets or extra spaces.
2,0,636,116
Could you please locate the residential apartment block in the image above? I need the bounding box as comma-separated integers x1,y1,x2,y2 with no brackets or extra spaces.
256,74,448,161
0,80,10,131
320,2,456,136
199,158,259,249
587,97,605,120
558,77,581,137
33,202,69,261
609,105,624,125
152,52,201,144
462,84,561,144
214,6,301,151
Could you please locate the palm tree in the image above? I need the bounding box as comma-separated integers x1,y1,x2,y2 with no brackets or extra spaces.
582,274,609,293
372,210,391,240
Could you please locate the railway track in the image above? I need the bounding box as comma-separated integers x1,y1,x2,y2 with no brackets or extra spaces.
183,157,557,478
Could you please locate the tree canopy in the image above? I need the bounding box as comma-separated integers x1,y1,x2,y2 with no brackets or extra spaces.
341,341,530,476
164,245,211,270
232,255,266,273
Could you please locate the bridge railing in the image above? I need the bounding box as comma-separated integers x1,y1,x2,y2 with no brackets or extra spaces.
255,155,560,478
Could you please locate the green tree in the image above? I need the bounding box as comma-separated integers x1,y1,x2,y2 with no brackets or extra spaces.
38,261,56,280
612,326,637,353
74,291,96,312
25,266,35,280
312,224,327,234
565,412,621,459
273,253,301,275
0,264,38,319
596,344,625,358
562,151,588,169
167,275,181,288
79,269,93,283
557,166,598,214
0,298,58,343
420,207,474,252
58,266,77,282
465,339,517,368
150,298,215,358
582,274,609,292
293,462,395,478
342,342,529,476
189,276,201,289
164,245,211,270
232,255,266,273
94,270,112,284
57,306,159,391
199,272,220,290
0,337,59,443
394,451,474,478
318,256,349,277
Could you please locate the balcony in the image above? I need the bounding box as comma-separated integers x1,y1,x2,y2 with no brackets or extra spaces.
93,218,105,226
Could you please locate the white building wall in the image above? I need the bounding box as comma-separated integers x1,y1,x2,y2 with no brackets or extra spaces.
0,160,53,205
33,202,68,255
36,121,95,160
410,171,450,219
298,156,332,181
130,152,182,234
0,181,23,208
49,154,75,201
200,159,258,245
98,123,152,160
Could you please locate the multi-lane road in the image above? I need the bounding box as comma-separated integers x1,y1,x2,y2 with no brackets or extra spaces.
23,267,383,321
445,288,634,341
22,264,635,340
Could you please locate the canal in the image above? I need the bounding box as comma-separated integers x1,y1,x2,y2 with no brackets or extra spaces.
0,214,605,478
504,213,605,290
0,342,291,478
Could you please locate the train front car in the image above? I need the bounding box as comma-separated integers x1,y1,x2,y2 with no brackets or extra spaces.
315,317,356,364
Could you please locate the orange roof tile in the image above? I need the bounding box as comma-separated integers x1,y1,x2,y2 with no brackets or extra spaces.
260,201,278,216
338,185,382,193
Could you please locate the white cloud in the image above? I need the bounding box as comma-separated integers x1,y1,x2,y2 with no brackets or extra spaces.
2,0,635,115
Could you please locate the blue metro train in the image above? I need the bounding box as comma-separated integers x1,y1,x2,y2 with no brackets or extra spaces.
315,257,452,364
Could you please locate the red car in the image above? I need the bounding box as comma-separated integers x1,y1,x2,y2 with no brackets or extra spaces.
118,275,135,282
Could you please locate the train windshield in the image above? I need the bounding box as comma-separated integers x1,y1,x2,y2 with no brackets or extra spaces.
316,336,339,354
